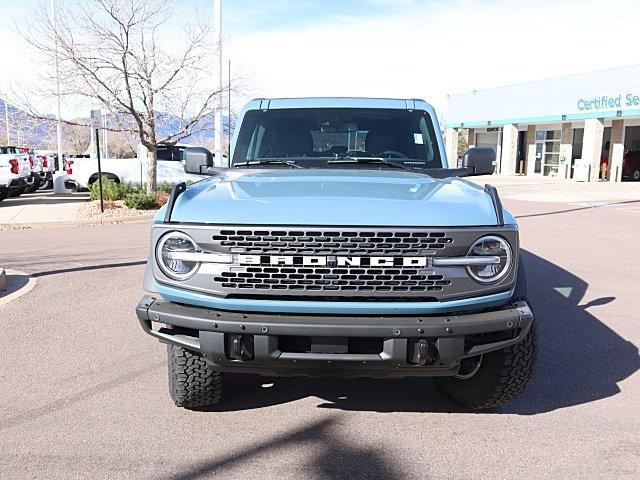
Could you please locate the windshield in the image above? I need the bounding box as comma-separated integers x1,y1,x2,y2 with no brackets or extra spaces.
232,108,443,168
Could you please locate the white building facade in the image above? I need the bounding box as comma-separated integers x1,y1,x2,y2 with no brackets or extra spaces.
445,64,640,182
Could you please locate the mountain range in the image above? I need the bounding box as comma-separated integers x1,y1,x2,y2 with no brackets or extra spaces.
0,99,232,149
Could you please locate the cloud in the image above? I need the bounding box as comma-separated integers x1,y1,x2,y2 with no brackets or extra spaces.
2,0,640,121
226,0,640,119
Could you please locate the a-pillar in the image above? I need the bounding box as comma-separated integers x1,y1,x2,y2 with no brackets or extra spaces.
499,124,518,176
608,119,625,182
581,118,604,182
445,128,459,167
559,122,573,179
525,125,537,176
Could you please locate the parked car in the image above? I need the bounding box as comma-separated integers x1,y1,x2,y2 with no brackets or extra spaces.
0,146,31,201
67,144,209,190
20,148,41,194
34,151,58,190
622,150,640,181
601,150,640,181
136,97,535,411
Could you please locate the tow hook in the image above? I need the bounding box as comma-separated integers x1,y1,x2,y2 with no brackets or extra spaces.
412,339,429,366
227,334,254,361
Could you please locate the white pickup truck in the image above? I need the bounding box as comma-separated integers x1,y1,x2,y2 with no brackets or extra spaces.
67,144,211,189
34,151,61,190
0,146,31,201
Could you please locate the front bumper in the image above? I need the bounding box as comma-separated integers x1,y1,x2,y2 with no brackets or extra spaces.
136,295,534,378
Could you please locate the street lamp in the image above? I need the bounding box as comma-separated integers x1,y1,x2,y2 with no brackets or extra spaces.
214,0,224,167
3,90,9,145
51,0,66,193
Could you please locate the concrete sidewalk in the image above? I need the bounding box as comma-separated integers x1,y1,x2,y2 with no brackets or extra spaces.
0,191,89,225
469,175,640,203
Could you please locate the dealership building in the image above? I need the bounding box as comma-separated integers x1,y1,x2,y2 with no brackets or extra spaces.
444,64,640,182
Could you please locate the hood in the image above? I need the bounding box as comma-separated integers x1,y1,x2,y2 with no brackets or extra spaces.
167,169,504,227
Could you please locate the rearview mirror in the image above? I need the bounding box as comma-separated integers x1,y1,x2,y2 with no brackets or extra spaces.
460,147,496,175
182,147,213,175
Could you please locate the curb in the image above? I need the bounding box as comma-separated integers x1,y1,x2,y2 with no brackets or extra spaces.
0,213,156,231
0,270,37,307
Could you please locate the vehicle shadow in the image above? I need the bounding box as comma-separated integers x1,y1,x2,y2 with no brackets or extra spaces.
0,195,89,207
155,416,405,480
199,250,639,415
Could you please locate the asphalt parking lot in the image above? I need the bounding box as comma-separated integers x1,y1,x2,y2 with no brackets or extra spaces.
0,189,639,479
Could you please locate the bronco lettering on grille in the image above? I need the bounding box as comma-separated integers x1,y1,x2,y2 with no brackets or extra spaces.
237,255,428,267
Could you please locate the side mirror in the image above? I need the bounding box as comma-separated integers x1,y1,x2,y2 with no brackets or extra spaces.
460,147,496,175
182,147,213,175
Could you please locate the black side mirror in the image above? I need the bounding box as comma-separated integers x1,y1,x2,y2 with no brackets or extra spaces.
461,147,496,175
182,147,213,175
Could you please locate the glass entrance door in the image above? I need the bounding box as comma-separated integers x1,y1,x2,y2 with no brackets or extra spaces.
534,129,561,176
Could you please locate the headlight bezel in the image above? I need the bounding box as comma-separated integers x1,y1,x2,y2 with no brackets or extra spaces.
156,231,201,281
465,235,513,284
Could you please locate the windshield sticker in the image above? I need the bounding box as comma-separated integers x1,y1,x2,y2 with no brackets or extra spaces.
413,133,424,144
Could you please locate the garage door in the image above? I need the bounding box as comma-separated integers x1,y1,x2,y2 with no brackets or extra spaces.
476,132,499,153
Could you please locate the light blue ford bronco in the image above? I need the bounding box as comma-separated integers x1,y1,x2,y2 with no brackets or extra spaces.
136,98,537,410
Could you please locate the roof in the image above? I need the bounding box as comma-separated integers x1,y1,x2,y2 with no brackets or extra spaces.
247,97,435,112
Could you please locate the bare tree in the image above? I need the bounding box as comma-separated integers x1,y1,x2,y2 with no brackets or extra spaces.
62,121,91,154
22,0,225,192
107,130,137,158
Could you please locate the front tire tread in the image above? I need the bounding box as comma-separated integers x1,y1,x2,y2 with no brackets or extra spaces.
168,344,222,409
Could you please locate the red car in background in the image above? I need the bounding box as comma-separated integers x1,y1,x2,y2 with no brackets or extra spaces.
622,151,640,181
600,151,640,181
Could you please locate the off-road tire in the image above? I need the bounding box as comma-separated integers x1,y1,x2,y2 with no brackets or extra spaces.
436,320,537,409
167,344,222,409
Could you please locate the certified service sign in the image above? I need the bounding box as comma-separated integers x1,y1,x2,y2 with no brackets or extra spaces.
577,93,640,111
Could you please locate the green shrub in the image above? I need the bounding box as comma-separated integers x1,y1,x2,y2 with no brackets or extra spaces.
124,191,158,210
157,182,173,194
89,177,138,201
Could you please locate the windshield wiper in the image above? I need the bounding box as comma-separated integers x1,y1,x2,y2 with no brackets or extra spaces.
233,159,304,169
327,156,427,174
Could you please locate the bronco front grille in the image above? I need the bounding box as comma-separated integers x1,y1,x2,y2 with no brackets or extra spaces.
153,225,519,301
204,227,457,299
214,266,451,294
212,229,453,255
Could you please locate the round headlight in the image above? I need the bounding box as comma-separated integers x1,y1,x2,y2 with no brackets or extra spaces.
156,231,200,280
466,236,512,283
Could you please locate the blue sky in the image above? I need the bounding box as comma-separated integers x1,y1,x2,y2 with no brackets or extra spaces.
223,0,423,30
2,0,640,118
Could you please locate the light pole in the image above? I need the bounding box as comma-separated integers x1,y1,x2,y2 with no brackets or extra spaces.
51,0,66,193
3,91,9,145
228,58,231,158
102,109,108,159
214,0,224,167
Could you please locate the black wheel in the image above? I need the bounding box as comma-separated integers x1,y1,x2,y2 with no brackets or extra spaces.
89,174,120,185
23,181,38,194
436,319,537,409
167,343,222,409
0,188,7,202
38,179,53,190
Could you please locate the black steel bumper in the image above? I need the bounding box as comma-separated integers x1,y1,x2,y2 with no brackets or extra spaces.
136,295,534,378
